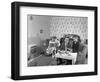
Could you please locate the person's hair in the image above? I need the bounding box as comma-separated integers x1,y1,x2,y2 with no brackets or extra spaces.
73,35,81,43
51,36,57,40
78,36,81,42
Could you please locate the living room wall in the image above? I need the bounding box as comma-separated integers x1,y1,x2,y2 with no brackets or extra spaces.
27,15,51,45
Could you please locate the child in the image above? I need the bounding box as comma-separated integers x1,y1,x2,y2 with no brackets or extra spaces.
46,36,60,56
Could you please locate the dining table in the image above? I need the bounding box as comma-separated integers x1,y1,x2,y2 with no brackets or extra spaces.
54,51,77,65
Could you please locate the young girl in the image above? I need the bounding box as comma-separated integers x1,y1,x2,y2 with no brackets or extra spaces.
46,36,60,56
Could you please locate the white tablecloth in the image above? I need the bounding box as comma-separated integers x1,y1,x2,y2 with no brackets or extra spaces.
54,52,77,64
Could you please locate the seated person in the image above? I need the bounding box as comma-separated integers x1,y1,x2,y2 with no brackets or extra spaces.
66,38,73,52
72,35,80,53
46,36,60,55
59,36,65,50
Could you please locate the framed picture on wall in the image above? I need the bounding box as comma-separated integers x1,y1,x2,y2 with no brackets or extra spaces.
11,1,98,80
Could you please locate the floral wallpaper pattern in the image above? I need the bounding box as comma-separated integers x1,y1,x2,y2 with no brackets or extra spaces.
50,16,88,40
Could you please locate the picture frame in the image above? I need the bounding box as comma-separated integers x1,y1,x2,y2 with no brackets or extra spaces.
11,1,98,80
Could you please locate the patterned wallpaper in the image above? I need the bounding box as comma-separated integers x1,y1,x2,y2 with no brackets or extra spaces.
49,16,88,40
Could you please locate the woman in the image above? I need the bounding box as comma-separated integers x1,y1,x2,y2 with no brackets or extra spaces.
72,36,80,53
